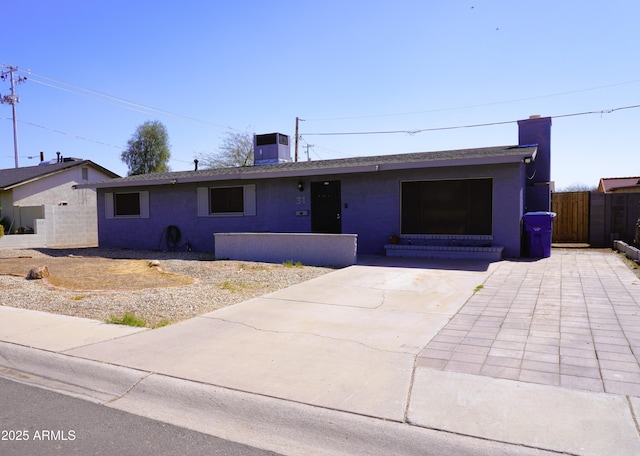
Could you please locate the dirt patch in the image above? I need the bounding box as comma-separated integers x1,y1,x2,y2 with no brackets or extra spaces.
0,248,334,327
0,256,194,291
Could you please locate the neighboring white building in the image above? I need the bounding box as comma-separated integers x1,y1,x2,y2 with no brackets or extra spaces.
0,158,119,248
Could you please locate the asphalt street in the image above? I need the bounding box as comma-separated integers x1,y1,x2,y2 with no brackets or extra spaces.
0,377,279,456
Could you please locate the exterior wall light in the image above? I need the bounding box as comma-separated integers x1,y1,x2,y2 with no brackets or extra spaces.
297,182,304,192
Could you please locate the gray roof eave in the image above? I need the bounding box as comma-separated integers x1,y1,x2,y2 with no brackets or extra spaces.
74,165,382,189
75,145,537,190
378,154,530,172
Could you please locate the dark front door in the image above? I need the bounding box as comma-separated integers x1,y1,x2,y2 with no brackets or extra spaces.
311,180,341,233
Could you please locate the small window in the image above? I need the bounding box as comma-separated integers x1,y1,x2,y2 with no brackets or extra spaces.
81,168,89,181
105,192,149,219
197,184,256,217
115,193,141,216
210,187,244,214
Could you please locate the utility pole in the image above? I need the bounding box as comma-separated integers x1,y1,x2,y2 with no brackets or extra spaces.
304,143,314,162
294,117,304,163
294,117,299,162
1,65,27,168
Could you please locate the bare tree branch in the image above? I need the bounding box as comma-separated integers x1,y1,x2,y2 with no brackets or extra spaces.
197,130,253,168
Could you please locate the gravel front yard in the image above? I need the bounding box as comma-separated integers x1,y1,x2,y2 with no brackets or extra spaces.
3,247,637,329
0,248,334,327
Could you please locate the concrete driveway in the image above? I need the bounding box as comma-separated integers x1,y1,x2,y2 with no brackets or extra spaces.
65,257,495,420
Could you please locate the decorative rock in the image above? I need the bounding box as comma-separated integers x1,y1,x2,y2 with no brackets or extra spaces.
26,265,50,280
147,260,165,273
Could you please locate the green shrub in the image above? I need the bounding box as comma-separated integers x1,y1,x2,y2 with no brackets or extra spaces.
220,280,249,293
283,260,303,268
106,312,147,327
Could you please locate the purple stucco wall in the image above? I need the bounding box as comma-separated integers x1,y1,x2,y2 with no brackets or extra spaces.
96,162,527,257
519,116,552,212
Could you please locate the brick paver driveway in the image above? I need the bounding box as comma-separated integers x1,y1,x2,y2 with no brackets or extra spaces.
417,249,640,396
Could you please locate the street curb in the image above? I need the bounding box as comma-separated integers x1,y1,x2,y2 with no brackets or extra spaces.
0,342,555,456
108,372,557,456
0,341,149,403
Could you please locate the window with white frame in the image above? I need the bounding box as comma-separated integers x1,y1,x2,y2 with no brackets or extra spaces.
197,184,256,217
105,191,150,218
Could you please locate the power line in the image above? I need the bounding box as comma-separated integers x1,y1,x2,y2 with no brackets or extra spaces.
1,116,208,167
552,104,640,119
27,78,163,117
304,119,515,136
302,104,640,137
0,117,124,149
0,67,244,157
19,69,238,131
6,67,640,162
304,79,640,122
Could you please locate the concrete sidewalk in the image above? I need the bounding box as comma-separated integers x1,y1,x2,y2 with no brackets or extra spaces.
1,250,640,455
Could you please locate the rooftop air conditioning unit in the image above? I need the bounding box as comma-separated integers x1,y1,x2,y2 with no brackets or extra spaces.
253,133,291,166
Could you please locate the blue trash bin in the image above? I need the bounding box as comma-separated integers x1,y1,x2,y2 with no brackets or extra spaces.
523,211,556,258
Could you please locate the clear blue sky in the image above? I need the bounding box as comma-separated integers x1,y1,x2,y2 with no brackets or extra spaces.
1,1,638,189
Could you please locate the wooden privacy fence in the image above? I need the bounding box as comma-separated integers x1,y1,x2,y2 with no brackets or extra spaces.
551,191,590,243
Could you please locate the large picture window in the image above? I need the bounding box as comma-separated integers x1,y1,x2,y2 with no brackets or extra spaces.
401,178,493,235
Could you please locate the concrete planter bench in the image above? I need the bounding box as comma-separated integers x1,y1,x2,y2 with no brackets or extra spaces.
214,233,357,267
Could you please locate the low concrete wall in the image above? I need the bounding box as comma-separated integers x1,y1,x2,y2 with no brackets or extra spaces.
0,232,47,249
614,240,640,262
214,233,357,267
